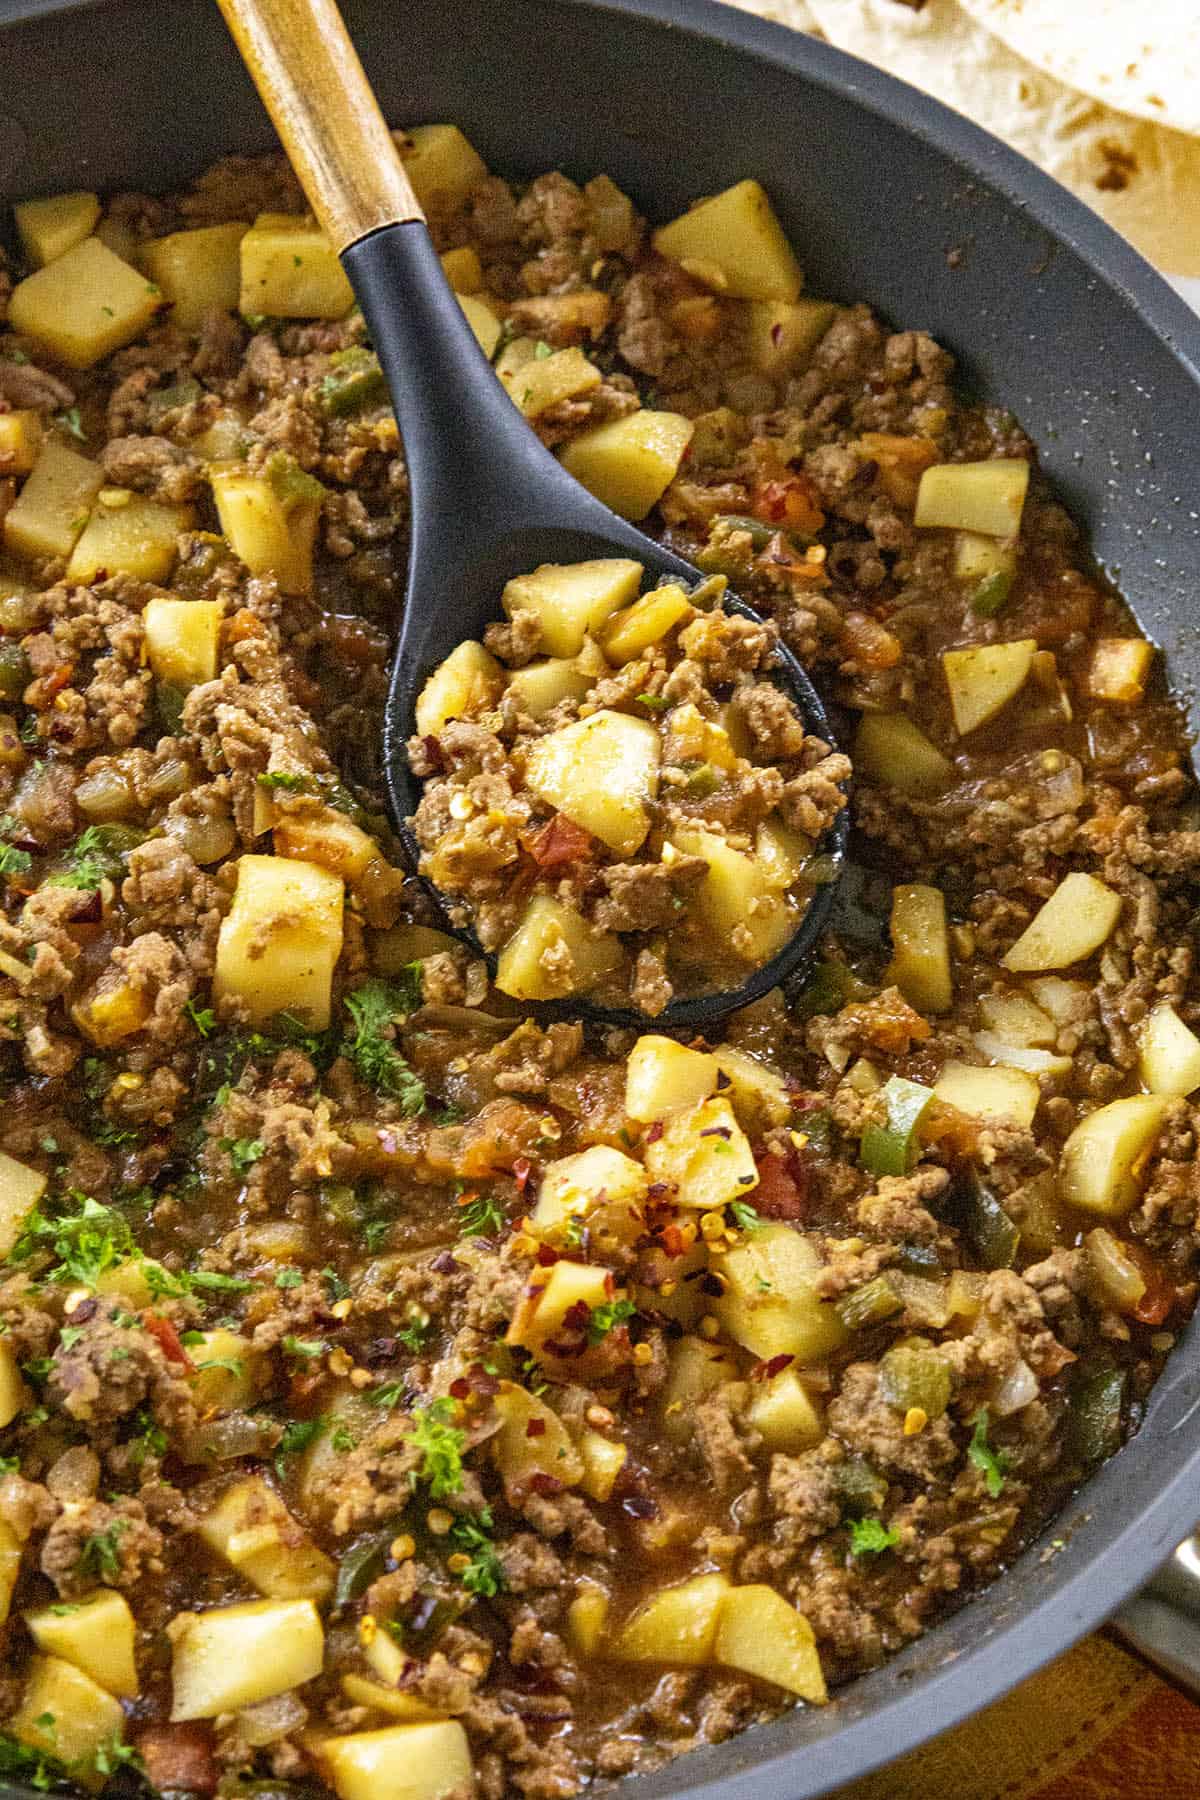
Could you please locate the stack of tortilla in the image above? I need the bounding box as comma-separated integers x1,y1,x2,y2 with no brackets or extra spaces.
724,0,1200,290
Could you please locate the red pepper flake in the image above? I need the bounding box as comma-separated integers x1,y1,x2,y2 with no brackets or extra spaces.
770,322,784,346
646,1120,665,1145
143,1311,192,1367
660,1223,687,1258
467,1363,501,1396
536,1244,560,1267
751,1353,795,1382
522,813,597,872
526,1418,547,1438
449,1377,471,1400
513,1156,533,1195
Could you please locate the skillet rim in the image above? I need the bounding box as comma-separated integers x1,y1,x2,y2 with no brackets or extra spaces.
0,3,1199,1798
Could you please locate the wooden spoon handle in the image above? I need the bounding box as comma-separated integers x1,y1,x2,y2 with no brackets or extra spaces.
215,0,423,251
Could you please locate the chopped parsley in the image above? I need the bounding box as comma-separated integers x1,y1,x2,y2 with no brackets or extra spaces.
0,1733,62,1792
275,1267,303,1289
322,1266,351,1303
457,1191,505,1239
6,1195,132,1289
76,1520,127,1583
367,1380,406,1410
635,692,671,712
44,825,138,892
586,1297,637,1345
221,1136,265,1177
0,842,32,878
128,1409,167,1464
57,406,85,441
274,1416,324,1479
330,1423,357,1453
194,1354,244,1377
0,1455,19,1476
281,1334,326,1360
184,998,216,1037
451,1510,506,1598
395,1315,430,1353
968,1407,1009,1498
848,1516,900,1557
342,980,426,1113
727,1200,763,1234
256,770,311,792
408,1397,466,1500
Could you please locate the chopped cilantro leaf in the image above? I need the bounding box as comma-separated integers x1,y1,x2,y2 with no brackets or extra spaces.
342,979,426,1113
586,1297,637,1345
408,1397,466,1500
968,1407,1009,1498
274,1416,323,1479
6,1195,132,1289
451,1510,506,1598
76,1519,127,1583
727,1200,763,1233
184,998,216,1037
848,1516,900,1556
458,1191,505,1238
281,1334,326,1360
275,1267,303,1289
221,1136,265,1177
0,843,32,878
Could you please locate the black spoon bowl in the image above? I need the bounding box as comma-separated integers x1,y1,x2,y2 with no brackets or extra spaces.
219,0,847,1032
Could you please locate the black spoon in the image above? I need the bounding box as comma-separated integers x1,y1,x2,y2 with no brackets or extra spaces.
217,0,847,1032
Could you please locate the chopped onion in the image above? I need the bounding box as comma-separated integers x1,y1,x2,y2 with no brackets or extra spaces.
165,808,236,865
234,1692,308,1747
145,756,191,800
993,1357,1038,1416
75,767,135,821
1084,1226,1147,1313
973,1030,1073,1075
180,1412,279,1464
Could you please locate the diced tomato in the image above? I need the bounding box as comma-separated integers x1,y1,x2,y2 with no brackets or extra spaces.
1127,1244,1177,1326
136,1724,217,1796
749,474,824,536
753,1149,809,1221
142,1311,192,1367
523,813,597,871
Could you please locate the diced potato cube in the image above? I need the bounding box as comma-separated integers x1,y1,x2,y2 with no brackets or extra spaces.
0,1339,30,1430
663,701,738,772
943,640,1037,735
610,1572,731,1664
0,411,44,477
954,529,1017,587
712,1045,791,1132
24,1589,137,1697
500,344,601,420
933,1061,1040,1129
672,825,797,963
142,597,222,688
9,236,163,369
505,652,596,719
274,808,382,886
14,190,100,267
887,883,952,1014
1060,1095,1170,1218
142,222,248,330
197,1476,334,1602
505,1258,614,1354
914,459,1030,536
169,1597,324,1720
458,294,502,357
1027,976,1090,1025
340,1674,443,1722
660,1335,741,1441
414,639,503,736
296,1392,375,1517
653,180,801,302
10,1655,125,1790
560,411,694,520
854,712,954,796
745,298,837,376
494,893,621,1001
715,1222,848,1362
502,558,643,657
645,1095,758,1210
67,494,192,585
189,1328,267,1412
532,1143,648,1233
490,1382,583,1490
319,1719,475,1800
399,124,488,209
0,1152,46,1258
210,465,321,595
441,246,483,293
71,978,152,1049
978,990,1057,1048
1139,1002,1200,1097
578,1429,627,1501
1001,872,1121,973
566,1586,610,1657
0,1523,21,1628
625,1035,718,1122
745,1366,825,1452
94,1257,156,1307
754,818,808,889
971,1031,1071,1076
239,214,353,318
214,854,344,1029
1088,637,1155,705
3,438,103,563
715,1586,827,1702
601,584,695,664
524,708,660,856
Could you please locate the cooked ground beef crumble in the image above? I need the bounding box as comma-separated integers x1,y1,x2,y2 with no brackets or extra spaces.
0,134,1197,1800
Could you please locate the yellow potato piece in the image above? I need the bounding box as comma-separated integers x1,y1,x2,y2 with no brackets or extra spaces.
1060,1095,1170,1218
458,293,501,357
943,639,1037,735
653,180,802,301
0,1340,30,1432
1139,1002,1200,1097
9,236,162,369
505,651,597,719
660,1336,741,1442
67,493,192,585
502,558,643,656
914,459,1030,536
24,1589,137,1698
887,882,952,1014
239,214,353,318
197,1475,335,1603
274,808,382,886
625,1035,719,1122
494,893,621,1002
559,411,694,520
745,1366,825,1453
414,639,503,736
499,343,601,420
645,1094,759,1211
143,597,223,689
713,1044,792,1132
524,708,660,856
715,1585,827,1702
318,1719,475,1800
672,824,796,962
210,465,321,595
954,529,1017,587
188,1328,267,1412
490,1382,583,1490
0,410,44,477
142,222,248,331
578,1429,627,1501
715,1221,848,1363
567,1587,610,1657
3,437,103,563
213,853,344,1028
505,1257,614,1354
169,1597,324,1720
0,1151,46,1258
0,1523,21,1629
339,1674,444,1722
933,1061,1040,1129
1001,871,1122,972
601,584,695,663
1088,637,1155,704
745,297,837,375
441,246,483,293
14,190,100,267
399,124,488,209
610,1572,731,1664
9,1655,125,1791
854,711,954,796
532,1143,648,1233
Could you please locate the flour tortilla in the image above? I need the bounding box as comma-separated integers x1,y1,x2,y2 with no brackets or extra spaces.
960,0,1200,139
805,0,1200,277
